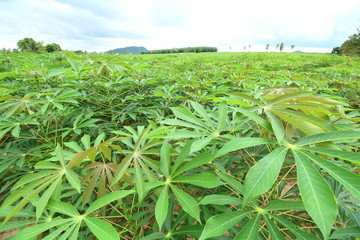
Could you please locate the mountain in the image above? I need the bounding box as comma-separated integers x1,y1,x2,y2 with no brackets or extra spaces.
105,46,147,54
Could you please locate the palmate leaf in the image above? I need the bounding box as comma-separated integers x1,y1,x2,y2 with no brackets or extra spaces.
234,213,261,240
294,151,337,240
84,217,119,240
242,147,288,208
199,209,254,240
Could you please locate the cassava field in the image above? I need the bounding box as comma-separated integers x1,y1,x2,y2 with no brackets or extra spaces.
0,51,359,239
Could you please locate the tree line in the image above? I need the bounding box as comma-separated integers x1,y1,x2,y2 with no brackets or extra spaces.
141,46,217,54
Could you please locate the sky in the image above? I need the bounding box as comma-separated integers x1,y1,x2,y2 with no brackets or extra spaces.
0,0,359,53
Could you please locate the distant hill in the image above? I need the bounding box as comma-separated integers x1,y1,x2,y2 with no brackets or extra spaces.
105,46,147,54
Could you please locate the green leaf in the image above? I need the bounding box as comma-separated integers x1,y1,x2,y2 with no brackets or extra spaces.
296,131,360,146
264,200,305,211
35,161,62,170
294,150,337,239
300,147,360,164
297,150,360,200
199,194,242,205
155,186,168,229
171,107,208,128
47,199,80,216
134,160,145,201
263,214,285,240
174,153,216,177
171,140,194,174
0,220,35,232
242,147,288,208
190,101,215,129
11,124,20,137
234,213,261,240
216,101,228,133
42,221,74,240
190,136,214,154
55,144,66,169
172,172,223,188
35,177,62,219
111,154,132,185
269,213,318,240
173,225,203,238
267,90,310,105
85,217,119,240
7,218,72,240
85,190,134,215
170,184,200,222
235,107,272,131
199,209,254,240
216,171,244,194
215,137,274,158
160,141,170,177
167,129,206,139
265,110,287,144
329,227,360,239
65,169,81,193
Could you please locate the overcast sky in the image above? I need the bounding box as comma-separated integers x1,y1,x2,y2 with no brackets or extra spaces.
1,0,359,53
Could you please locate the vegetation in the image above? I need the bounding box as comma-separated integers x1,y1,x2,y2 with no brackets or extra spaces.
16,37,44,53
106,46,148,54
142,46,217,54
340,29,360,56
45,43,62,53
0,51,359,239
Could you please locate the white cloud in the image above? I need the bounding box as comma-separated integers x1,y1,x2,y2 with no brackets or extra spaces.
0,0,359,52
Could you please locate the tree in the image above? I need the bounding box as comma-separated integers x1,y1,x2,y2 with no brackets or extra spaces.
276,43,279,50
331,47,341,55
291,44,295,49
266,44,269,52
340,29,360,56
279,42,284,52
17,38,43,53
45,43,62,53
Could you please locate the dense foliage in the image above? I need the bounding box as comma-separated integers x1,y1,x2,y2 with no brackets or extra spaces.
142,46,217,54
341,31,360,56
0,51,359,239
45,43,62,53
